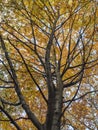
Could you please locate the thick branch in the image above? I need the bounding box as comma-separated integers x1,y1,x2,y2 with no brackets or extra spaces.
0,35,42,130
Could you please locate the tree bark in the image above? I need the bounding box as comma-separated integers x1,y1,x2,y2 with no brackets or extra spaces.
45,70,63,130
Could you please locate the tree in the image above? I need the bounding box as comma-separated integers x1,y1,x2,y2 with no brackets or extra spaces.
0,0,98,130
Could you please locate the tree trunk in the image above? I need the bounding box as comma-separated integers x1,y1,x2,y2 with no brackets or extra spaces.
45,75,63,130
51,89,63,130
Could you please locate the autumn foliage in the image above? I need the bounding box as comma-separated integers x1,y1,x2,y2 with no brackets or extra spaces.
0,0,98,130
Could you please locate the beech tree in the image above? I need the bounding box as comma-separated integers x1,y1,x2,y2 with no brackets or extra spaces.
0,0,98,130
